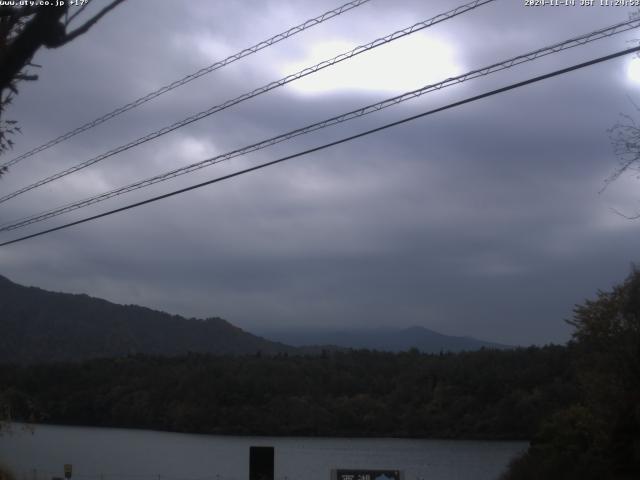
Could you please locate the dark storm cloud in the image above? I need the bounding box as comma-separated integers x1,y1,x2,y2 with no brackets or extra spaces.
2,0,640,345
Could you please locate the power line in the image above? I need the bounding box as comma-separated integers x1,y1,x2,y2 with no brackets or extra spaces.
0,0,372,170
2,16,638,233
1,45,637,248
0,0,496,205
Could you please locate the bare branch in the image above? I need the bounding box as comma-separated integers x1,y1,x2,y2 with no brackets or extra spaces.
609,206,640,220
65,3,90,27
601,110,640,192
0,1,124,163
61,0,125,45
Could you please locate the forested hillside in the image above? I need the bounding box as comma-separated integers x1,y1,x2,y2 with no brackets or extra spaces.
0,275,294,362
0,346,576,439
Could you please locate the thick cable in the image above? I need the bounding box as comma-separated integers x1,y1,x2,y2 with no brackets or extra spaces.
1,45,637,247
0,0,372,169
2,16,637,232
0,0,495,204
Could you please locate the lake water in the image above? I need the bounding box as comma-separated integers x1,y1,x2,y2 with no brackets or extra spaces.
0,424,527,480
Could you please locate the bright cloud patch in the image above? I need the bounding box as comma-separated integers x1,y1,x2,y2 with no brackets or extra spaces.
282,34,461,95
627,57,640,86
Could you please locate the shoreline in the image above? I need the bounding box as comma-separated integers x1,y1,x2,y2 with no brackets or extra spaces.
7,421,531,443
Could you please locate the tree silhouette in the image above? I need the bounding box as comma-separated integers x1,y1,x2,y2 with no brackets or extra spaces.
0,1,125,164
502,267,640,479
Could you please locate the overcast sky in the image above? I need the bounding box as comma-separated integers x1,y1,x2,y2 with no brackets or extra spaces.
2,0,640,345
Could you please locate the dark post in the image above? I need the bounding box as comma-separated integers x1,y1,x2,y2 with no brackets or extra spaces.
249,446,274,480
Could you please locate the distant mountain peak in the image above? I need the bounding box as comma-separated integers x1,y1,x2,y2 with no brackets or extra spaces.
257,325,511,353
403,325,439,334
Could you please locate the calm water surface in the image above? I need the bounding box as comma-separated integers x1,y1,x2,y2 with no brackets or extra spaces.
0,424,526,480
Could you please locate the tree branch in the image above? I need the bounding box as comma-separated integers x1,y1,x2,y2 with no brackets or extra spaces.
610,206,640,220
14,73,38,82
61,0,125,45
65,3,90,27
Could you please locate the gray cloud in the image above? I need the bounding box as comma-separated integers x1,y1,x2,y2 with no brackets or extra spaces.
2,0,640,345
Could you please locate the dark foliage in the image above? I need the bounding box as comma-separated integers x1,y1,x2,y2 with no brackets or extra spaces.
0,346,576,440
502,268,640,480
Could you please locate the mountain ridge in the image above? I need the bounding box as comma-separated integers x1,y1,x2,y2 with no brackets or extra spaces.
0,275,508,363
0,275,295,363
256,325,511,353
